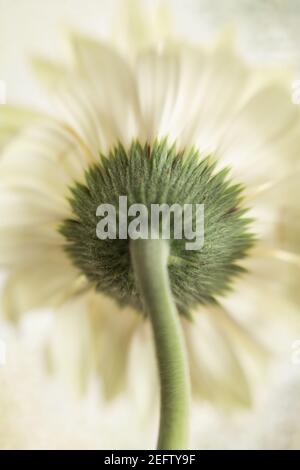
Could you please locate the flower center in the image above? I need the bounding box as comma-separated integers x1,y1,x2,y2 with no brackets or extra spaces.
60,140,255,315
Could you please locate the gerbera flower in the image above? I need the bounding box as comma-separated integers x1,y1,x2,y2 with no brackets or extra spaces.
1,1,300,449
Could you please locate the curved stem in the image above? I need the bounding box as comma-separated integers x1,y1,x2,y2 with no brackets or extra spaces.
130,238,190,450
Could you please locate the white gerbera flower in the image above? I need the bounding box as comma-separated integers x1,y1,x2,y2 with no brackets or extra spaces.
1,2,300,449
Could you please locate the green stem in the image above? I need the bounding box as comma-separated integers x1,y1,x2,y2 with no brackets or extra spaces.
130,238,190,450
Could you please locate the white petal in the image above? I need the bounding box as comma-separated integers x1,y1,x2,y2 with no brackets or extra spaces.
32,58,110,155
178,41,249,152
71,33,140,147
0,106,44,150
0,226,64,267
45,293,95,394
0,185,70,228
183,309,253,408
88,295,142,400
0,119,93,201
33,36,140,153
216,84,299,186
112,0,173,56
135,48,180,141
2,258,81,321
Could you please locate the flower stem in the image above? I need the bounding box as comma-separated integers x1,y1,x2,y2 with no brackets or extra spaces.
130,238,190,450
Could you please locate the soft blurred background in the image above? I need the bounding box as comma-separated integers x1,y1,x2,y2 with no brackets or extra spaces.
1,0,300,449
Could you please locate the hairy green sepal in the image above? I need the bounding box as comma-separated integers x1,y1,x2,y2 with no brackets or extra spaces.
60,140,254,315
